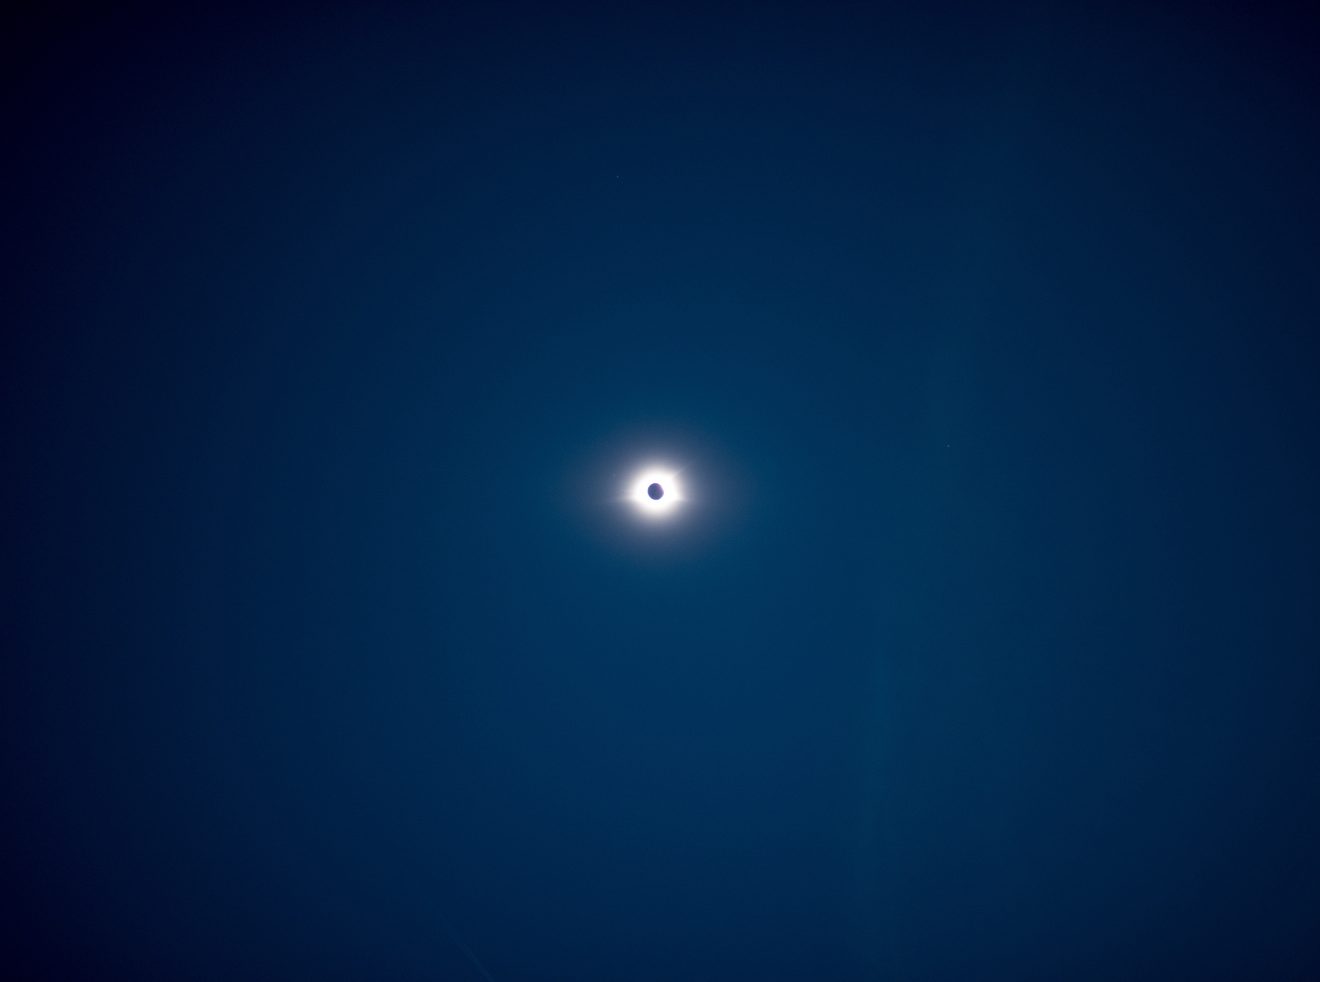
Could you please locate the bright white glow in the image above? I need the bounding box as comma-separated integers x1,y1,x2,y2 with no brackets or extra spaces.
626,466,684,519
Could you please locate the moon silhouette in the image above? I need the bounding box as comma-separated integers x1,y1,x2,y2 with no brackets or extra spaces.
647,483,664,500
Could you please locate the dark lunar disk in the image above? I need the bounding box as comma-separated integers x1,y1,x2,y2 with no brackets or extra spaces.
647,483,664,500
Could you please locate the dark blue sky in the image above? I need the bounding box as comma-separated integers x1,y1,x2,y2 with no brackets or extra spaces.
6,4,1320,979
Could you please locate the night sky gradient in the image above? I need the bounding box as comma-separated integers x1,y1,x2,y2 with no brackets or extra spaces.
6,4,1320,979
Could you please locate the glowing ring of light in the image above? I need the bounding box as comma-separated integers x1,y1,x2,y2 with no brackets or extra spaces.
627,466,683,519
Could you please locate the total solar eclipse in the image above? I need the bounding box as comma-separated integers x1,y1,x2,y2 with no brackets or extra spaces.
627,466,683,519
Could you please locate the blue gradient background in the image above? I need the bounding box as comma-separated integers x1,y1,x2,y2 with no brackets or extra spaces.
5,4,1320,979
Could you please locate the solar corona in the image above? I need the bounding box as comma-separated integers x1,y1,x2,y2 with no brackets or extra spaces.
628,466,683,519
